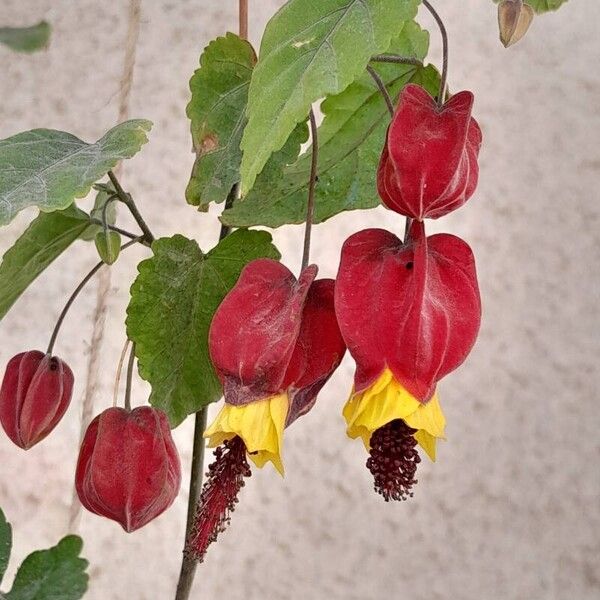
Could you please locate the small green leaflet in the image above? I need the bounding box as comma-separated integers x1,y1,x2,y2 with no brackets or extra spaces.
4,536,88,600
0,21,50,53
223,22,439,228
127,229,281,427
239,0,419,195
0,207,91,321
0,508,11,586
186,33,256,209
0,120,152,226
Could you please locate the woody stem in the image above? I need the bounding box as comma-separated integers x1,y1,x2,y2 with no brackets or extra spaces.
422,0,448,106
301,109,319,271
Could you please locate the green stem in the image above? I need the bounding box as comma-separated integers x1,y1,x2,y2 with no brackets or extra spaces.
123,341,136,411
46,238,141,356
107,170,155,243
301,109,319,271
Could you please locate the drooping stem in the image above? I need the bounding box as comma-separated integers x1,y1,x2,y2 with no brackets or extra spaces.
123,341,136,411
301,109,319,271
113,339,132,407
367,64,394,117
108,170,156,243
371,54,422,67
422,0,448,106
46,238,140,356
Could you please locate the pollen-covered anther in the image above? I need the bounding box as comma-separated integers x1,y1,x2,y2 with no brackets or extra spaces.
185,436,251,563
367,419,421,502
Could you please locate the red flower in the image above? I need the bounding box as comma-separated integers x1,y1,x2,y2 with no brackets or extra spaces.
205,259,345,474
335,221,481,500
75,406,181,532
0,350,73,449
187,258,345,562
377,84,482,220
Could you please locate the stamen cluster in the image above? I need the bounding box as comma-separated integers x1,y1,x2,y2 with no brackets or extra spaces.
185,436,251,563
367,419,420,502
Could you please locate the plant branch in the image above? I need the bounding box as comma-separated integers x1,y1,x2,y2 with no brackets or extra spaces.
367,64,394,116
301,109,319,271
89,218,151,246
46,238,141,356
107,170,155,243
175,184,237,600
422,0,448,106
371,54,422,67
239,0,248,40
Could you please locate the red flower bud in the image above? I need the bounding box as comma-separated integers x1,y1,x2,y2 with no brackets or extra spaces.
335,221,481,402
209,259,345,413
0,350,74,449
75,406,181,532
377,84,482,220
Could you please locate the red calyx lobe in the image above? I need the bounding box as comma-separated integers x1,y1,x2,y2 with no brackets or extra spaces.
0,350,74,449
75,406,181,532
377,84,482,220
209,259,345,420
335,221,481,402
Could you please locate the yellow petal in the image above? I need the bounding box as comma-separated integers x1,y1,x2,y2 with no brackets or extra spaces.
343,368,447,461
343,368,421,450
403,391,446,439
414,430,438,462
204,393,289,476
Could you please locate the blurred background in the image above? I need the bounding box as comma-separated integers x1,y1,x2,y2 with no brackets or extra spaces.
0,1,599,598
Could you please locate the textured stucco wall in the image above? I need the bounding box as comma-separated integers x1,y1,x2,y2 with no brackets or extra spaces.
0,1,599,599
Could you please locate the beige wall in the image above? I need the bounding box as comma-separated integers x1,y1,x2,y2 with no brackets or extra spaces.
0,1,599,598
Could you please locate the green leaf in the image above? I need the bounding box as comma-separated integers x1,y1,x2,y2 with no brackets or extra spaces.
186,33,256,210
5,535,88,600
0,120,152,226
0,207,91,321
224,22,438,228
80,186,117,241
239,0,419,194
127,229,281,426
0,508,12,586
494,0,569,13
0,21,50,53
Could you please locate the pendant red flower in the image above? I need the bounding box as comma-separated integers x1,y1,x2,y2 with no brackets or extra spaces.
335,221,481,499
186,258,345,562
0,350,74,449
75,406,181,532
377,84,482,220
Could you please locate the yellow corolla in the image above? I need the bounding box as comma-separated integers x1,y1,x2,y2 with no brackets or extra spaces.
343,368,446,461
204,393,289,475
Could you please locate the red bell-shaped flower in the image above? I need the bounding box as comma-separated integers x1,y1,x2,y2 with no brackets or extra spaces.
75,406,181,532
205,258,346,474
335,221,481,500
377,84,482,220
0,350,74,449
186,259,345,563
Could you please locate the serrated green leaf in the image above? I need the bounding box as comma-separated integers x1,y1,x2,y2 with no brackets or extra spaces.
239,0,419,194
493,0,568,13
0,207,91,320
0,21,50,53
5,535,88,600
80,186,117,241
224,23,439,228
0,508,12,587
0,120,152,226
127,229,281,427
186,33,256,210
